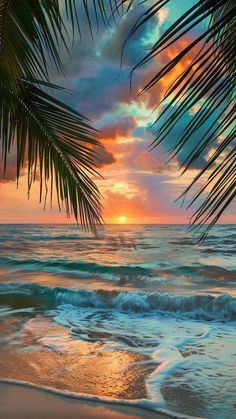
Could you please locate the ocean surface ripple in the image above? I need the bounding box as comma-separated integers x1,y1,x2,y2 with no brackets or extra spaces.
0,224,236,419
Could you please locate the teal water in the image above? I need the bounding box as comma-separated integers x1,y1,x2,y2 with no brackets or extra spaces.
0,224,236,418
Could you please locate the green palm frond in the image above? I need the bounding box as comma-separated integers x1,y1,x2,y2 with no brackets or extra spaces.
126,0,236,239
0,0,66,93
0,0,124,91
63,0,125,37
0,0,115,229
0,80,103,229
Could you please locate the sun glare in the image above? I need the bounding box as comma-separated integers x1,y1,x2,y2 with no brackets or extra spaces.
118,216,127,224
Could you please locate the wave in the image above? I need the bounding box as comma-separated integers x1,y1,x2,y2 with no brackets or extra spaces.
1,254,236,284
177,265,236,280
1,282,236,321
0,256,153,278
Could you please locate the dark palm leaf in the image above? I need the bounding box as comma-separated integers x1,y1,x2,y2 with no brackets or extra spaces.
0,80,103,229
126,0,236,239
0,1,124,91
0,0,113,229
64,0,125,37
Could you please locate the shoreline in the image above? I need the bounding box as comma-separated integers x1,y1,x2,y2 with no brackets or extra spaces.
0,381,172,419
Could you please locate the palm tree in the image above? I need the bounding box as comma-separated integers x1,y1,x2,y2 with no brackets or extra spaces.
0,0,122,230
124,0,236,239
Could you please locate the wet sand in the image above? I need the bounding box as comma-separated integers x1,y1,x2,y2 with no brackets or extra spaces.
0,383,169,419
0,316,158,400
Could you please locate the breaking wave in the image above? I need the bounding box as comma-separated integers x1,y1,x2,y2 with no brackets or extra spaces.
1,282,236,321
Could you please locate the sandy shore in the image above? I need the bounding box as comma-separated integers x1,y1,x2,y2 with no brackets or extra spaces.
0,383,169,419
0,316,158,400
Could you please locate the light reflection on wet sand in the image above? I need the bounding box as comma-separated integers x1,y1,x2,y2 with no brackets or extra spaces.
0,316,157,400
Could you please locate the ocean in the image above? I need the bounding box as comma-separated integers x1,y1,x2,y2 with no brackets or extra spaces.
0,224,235,418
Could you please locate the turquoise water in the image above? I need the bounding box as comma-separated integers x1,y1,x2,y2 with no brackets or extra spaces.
0,224,236,418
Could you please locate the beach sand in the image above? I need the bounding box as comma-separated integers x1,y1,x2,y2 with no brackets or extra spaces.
0,317,169,418
0,316,158,400
0,383,168,419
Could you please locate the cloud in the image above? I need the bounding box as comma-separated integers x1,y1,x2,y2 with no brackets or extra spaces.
99,117,137,140
147,110,221,171
0,146,23,183
93,145,116,168
100,3,159,69
102,175,190,222
134,151,172,174
0,162,16,182
54,2,165,121
103,190,155,218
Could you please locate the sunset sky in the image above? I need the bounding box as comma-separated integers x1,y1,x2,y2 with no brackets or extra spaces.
0,1,235,224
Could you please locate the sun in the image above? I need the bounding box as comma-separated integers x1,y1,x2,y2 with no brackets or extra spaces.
118,216,127,224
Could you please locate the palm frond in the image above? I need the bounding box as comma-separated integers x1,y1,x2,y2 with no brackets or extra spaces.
126,0,236,239
0,0,66,94
0,0,125,93
0,0,115,229
0,80,103,229
63,0,125,37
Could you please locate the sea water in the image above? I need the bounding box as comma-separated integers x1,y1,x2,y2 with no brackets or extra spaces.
0,224,235,418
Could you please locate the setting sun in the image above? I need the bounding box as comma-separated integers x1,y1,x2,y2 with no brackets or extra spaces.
118,216,127,223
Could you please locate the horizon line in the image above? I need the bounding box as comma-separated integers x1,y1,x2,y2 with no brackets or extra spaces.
0,222,235,226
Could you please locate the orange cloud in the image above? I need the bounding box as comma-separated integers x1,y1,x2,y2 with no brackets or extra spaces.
103,190,154,219
100,117,137,141
134,151,175,174
103,190,190,224
136,36,202,110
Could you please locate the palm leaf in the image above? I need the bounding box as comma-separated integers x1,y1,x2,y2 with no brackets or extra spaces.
0,0,124,92
126,0,236,239
1,0,119,229
0,80,103,229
